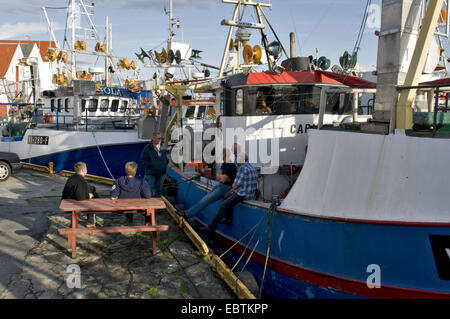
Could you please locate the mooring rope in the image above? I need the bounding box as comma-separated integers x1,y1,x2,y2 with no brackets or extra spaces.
91,131,115,181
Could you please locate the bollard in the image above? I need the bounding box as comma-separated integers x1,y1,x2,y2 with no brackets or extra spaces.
48,162,54,174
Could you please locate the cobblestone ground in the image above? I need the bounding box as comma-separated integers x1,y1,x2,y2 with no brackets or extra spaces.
0,168,235,299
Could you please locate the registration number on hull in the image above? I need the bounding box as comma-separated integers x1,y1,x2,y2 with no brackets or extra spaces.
27,135,49,145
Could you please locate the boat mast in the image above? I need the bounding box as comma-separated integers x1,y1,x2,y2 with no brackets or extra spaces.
105,15,109,87
168,0,173,51
71,0,76,77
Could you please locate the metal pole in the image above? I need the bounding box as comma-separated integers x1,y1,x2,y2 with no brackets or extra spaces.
71,0,76,77
105,16,109,87
218,3,241,78
255,4,273,71
290,32,295,58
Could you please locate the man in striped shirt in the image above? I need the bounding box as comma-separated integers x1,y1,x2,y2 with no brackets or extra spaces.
199,153,258,232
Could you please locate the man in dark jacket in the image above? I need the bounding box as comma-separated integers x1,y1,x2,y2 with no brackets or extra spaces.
111,161,151,223
140,132,168,197
61,161,97,227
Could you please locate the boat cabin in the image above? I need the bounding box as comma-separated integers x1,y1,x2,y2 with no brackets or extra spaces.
41,86,142,128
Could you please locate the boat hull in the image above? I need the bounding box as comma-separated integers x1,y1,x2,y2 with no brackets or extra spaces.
167,166,450,299
1,127,150,178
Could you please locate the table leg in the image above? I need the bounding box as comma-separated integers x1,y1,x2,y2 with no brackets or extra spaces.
69,212,78,259
151,209,161,241
146,208,158,255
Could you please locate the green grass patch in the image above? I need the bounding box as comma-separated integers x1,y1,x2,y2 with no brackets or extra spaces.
147,286,158,298
156,239,171,249
135,232,143,238
178,278,186,294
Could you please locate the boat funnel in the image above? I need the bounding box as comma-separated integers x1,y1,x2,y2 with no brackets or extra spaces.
281,57,310,71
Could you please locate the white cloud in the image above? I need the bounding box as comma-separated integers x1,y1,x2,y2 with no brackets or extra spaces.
0,22,55,40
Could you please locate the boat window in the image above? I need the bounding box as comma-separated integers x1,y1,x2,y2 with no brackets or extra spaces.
236,89,243,115
185,106,195,119
196,105,207,119
111,99,119,112
57,99,62,113
255,88,275,115
120,100,128,113
64,98,70,112
81,99,87,113
100,99,109,112
88,99,98,112
297,86,320,114
50,99,55,112
325,93,354,114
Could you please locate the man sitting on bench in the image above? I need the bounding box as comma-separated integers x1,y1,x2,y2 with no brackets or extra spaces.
62,161,98,228
110,161,152,224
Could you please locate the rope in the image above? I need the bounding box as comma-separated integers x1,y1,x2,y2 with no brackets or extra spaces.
353,0,372,56
90,131,115,181
258,197,277,298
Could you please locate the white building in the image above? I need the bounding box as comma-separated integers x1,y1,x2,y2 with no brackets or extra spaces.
0,40,56,120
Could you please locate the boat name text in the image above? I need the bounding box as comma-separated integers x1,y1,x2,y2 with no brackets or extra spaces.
290,124,313,134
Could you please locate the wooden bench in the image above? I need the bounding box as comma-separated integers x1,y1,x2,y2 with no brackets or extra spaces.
59,198,168,258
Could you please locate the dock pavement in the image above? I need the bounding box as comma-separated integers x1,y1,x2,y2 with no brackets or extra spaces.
0,168,235,299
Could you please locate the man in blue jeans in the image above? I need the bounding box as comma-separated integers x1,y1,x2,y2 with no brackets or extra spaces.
178,148,237,220
198,153,258,233
140,132,168,198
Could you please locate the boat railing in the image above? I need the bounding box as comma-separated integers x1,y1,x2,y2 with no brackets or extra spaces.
40,106,143,131
396,83,450,136
318,87,376,129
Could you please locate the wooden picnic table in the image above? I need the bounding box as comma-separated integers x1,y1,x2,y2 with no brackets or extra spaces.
58,198,168,258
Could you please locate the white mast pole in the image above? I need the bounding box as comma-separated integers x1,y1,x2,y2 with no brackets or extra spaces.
71,0,76,76
169,0,173,50
105,15,109,86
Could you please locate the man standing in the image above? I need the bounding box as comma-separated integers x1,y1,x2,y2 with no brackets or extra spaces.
140,132,168,198
178,148,237,220
199,153,258,232
61,162,96,228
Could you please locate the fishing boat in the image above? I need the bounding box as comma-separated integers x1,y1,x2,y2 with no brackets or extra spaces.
0,0,209,179
164,0,450,298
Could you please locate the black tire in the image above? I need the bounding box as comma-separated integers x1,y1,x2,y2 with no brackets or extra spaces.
0,161,11,182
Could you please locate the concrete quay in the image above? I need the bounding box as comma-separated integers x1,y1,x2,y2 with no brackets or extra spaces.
0,168,235,299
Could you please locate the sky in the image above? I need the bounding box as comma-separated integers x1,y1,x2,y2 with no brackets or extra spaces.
0,0,382,80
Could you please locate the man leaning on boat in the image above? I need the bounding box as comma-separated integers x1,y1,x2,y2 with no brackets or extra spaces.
140,132,168,198
199,153,258,233
177,147,237,222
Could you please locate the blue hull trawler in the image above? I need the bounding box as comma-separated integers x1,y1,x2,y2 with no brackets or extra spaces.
161,0,450,298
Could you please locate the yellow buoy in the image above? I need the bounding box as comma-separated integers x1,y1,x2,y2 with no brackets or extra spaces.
208,107,216,119
243,45,253,64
